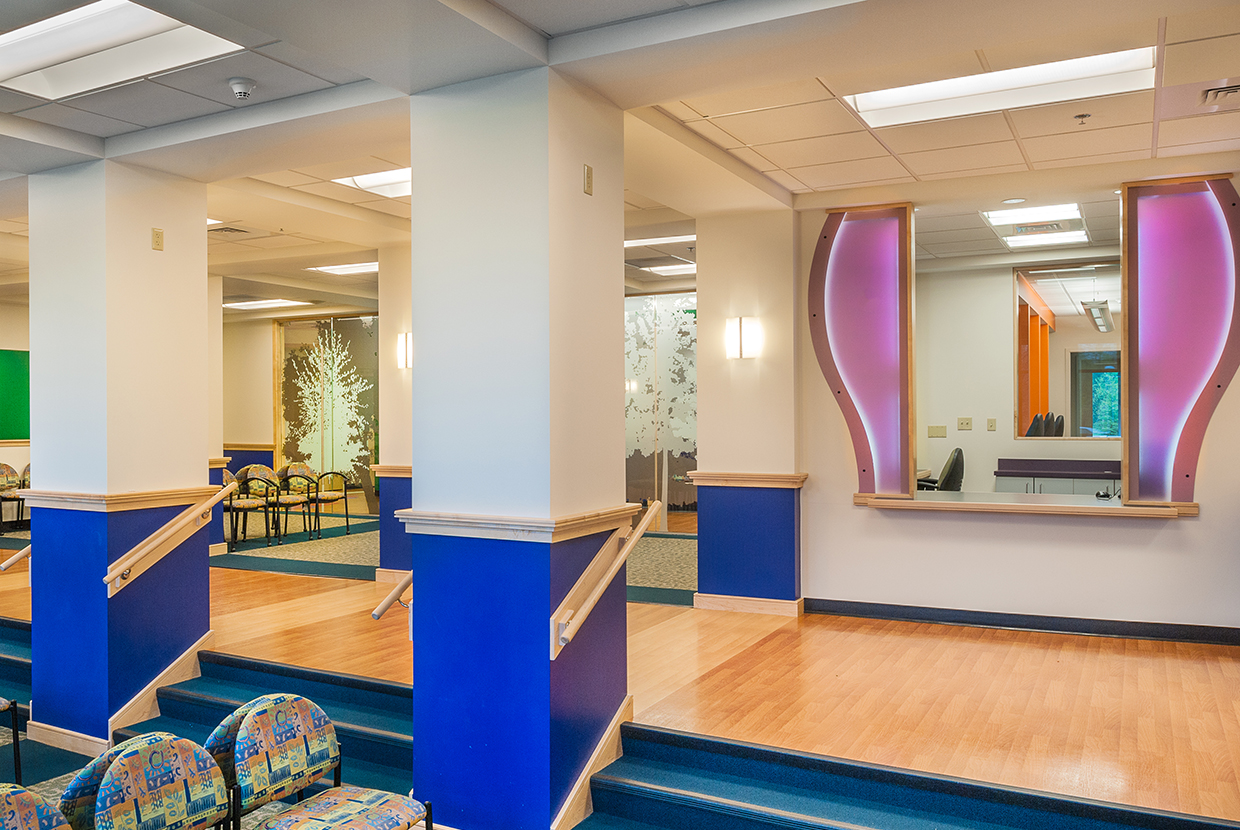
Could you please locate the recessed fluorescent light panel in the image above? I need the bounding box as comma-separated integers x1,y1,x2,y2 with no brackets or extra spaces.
206,218,222,225
624,235,696,248
1004,231,1089,248
223,299,312,310
0,0,242,100
984,204,1082,225
308,262,380,276
333,169,412,199
844,47,1155,128
645,264,697,276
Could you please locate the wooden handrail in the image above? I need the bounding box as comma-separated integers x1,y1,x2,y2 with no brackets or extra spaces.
372,571,413,620
550,500,659,659
0,546,29,571
102,481,237,595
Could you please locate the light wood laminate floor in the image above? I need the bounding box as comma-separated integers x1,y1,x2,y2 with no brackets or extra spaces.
3,564,1240,820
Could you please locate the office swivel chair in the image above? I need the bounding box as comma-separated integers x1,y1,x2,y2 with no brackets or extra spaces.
1053,414,1065,436
1024,413,1044,437
917,448,964,492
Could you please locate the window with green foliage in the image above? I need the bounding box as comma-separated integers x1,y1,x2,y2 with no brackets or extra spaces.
1071,351,1121,437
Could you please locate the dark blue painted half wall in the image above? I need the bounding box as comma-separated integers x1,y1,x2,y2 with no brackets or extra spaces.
377,475,412,572
697,485,800,601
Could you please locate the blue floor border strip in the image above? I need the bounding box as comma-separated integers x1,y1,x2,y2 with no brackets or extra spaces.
805,598,1240,647
209,554,376,581
627,586,695,606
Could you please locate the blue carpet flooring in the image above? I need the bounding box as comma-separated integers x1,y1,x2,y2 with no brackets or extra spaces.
0,538,27,551
626,586,694,606
0,739,91,786
579,723,1240,830
0,618,31,729
226,519,379,553
208,554,377,580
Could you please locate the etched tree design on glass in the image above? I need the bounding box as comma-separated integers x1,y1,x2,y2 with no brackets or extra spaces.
288,327,375,485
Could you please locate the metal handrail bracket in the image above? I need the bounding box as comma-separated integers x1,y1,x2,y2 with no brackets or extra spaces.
373,571,413,620
102,481,237,597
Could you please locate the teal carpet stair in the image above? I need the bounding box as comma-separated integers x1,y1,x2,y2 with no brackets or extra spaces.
114,651,411,794
579,723,1239,830
0,617,31,729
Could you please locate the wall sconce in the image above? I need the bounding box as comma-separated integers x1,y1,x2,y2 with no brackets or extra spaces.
725,317,764,359
396,332,413,369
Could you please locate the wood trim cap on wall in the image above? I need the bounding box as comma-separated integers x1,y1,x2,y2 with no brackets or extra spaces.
222,443,275,452
395,503,642,543
370,465,413,478
18,486,221,513
0,440,30,448
208,458,232,469
688,472,809,489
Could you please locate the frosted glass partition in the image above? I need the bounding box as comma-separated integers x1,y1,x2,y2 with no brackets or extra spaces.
808,205,914,496
279,316,380,513
1124,177,1240,504
625,292,697,529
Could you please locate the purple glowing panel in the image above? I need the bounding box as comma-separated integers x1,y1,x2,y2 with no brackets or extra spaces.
808,209,909,494
1131,180,1239,502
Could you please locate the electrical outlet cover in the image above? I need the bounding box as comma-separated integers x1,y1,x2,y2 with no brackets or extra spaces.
957,417,972,430
928,425,947,438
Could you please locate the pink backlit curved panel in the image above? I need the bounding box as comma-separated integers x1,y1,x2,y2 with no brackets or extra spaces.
1128,178,1240,503
808,208,911,495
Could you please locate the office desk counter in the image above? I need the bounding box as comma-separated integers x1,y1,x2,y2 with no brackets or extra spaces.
994,458,1121,496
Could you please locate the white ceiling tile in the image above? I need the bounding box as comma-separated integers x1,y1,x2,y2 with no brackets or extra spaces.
914,214,987,232
1163,33,1240,86
0,89,44,114
1158,136,1240,157
754,131,887,168
0,221,27,234
790,156,911,189
901,141,1025,176
13,103,141,137
624,203,643,212
152,51,334,107
980,21,1155,71
237,235,318,249
1081,200,1121,218
920,239,1008,255
62,81,230,127
1091,228,1122,241
292,181,375,203
820,52,983,98
491,0,683,36
920,163,1028,180
657,101,702,121
1166,5,1240,44
1031,149,1152,169
252,41,368,85
684,119,744,149
875,113,1013,154
1022,123,1152,162
623,190,665,210
206,242,256,255
1008,91,1154,139
293,156,405,181
683,79,832,117
728,146,778,172
915,227,1001,245
1158,111,1240,147
763,169,812,193
250,171,321,187
712,100,861,145
359,200,412,219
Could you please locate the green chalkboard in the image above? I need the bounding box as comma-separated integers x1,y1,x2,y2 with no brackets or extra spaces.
0,350,29,440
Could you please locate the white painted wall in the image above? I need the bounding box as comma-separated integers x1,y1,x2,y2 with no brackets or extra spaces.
222,320,274,446
915,267,1120,492
409,67,624,518
207,276,223,458
799,210,1240,627
697,210,799,474
378,245,412,467
29,161,208,493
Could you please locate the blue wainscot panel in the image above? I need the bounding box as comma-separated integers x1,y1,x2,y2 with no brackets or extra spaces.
697,485,800,601
377,476,412,572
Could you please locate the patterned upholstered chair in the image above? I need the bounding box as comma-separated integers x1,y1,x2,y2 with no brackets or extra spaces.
203,697,264,791
0,464,20,532
93,733,228,830
222,469,272,552
275,463,318,542
60,733,227,830
18,464,29,524
308,470,351,539
230,694,429,830
237,464,309,546
0,783,72,830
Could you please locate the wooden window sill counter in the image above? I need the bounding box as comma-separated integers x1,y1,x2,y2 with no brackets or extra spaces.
854,490,1197,518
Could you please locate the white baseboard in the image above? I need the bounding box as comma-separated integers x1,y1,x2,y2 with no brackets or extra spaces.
209,542,228,556
551,694,633,830
26,720,109,757
375,568,409,584
694,593,804,617
108,629,215,736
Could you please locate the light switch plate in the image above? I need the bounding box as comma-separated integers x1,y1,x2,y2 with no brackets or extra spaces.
957,417,973,430
928,425,947,438
987,418,996,431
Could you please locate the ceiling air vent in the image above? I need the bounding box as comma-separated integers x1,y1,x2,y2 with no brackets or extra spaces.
1014,222,1064,234
1202,84,1240,106
208,226,248,235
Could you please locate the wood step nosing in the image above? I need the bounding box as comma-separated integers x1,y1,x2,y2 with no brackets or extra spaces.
590,775,879,830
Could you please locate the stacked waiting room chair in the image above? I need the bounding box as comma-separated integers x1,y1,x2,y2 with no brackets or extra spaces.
222,464,352,551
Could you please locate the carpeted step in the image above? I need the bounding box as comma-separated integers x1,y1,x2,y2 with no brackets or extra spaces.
595,724,1235,830
0,618,32,728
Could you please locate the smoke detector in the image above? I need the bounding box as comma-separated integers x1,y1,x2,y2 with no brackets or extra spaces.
228,77,256,100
